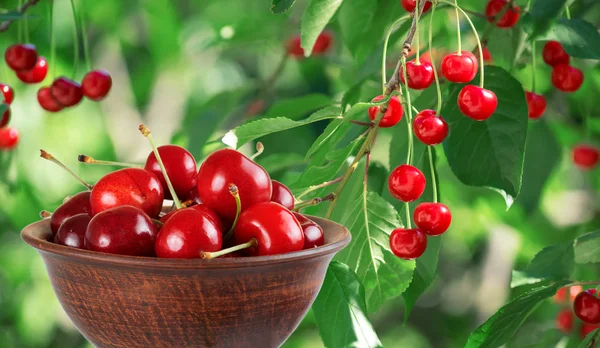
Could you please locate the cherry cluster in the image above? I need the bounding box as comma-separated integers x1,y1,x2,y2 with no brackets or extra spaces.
554,286,600,340
544,41,584,93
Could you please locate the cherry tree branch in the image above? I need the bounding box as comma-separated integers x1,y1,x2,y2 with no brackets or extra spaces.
0,0,43,33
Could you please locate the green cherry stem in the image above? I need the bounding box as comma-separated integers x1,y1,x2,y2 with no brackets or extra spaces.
294,193,334,211
564,5,571,19
69,0,80,79
429,4,443,115
48,0,56,79
296,176,343,200
223,184,242,241
77,154,143,168
454,0,461,53
40,150,93,190
415,0,421,64
249,142,264,161
77,0,92,72
381,15,412,93
23,0,29,42
200,238,257,259
428,146,438,203
401,56,414,165
531,42,537,93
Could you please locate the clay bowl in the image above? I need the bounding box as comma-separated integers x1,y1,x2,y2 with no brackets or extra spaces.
21,216,350,348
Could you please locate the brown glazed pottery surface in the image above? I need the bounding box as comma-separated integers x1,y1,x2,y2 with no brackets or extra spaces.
21,216,350,348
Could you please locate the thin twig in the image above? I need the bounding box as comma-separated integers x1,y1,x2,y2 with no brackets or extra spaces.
0,0,42,33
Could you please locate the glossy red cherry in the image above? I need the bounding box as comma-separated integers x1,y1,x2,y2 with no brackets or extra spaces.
85,205,159,256
551,64,584,92
482,47,493,64
401,0,432,13
413,109,448,145
368,95,404,128
54,213,91,249
293,213,325,249
525,92,546,119
197,149,272,221
16,56,48,83
574,290,600,324
441,51,478,83
543,41,570,66
160,204,223,232
50,77,83,107
572,145,599,170
390,228,427,260
413,202,451,236
399,59,435,90
271,180,295,210
581,323,600,339
4,44,38,71
555,309,573,333
90,168,164,217
0,127,19,149
234,202,304,256
313,32,333,55
0,84,14,104
81,69,112,101
458,85,498,121
144,145,197,201
388,164,426,202
37,86,64,112
155,208,223,258
485,0,520,28
49,191,92,235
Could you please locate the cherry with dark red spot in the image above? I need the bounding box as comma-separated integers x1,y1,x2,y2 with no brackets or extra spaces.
368,95,404,128
50,77,83,107
413,202,451,236
574,290,600,324
457,85,498,121
388,164,426,202
543,41,570,66
271,180,295,210
37,87,64,112
399,59,435,90
441,51,478,83
401,0,432,13
54,213,91,249
50,191,92,235
389,228,428,260
572,145,599,170
485,0,520,28
16,56,48,84
551,64,584,93
81,69,112,101
294,213,325,249
413,109,448,145
525,92,546,119
144,145,197,201
0,127,19,149
5,44,38,71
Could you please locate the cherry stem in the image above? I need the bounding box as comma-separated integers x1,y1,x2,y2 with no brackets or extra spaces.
455,0,461,53
296,176,343,200
139,124,182,209
531,42,537,93
568,281,600,287
381,15,412,93
415,0,421,64
0,0,41,33
77,0,92,72
77,154,142,168
401,57,414,165
49,0,56,80
23,0,30,42
39,210,53,218
294,193,334,211
249,142,264,161
181,200,196,208
564,5,571,19
223,183,242,241
40,150,93,190
69,0,80,79
428,146,438,203
200,238,257,259
472,1,513,55
429,4,443,115
152,219,164,227
17,0,23,42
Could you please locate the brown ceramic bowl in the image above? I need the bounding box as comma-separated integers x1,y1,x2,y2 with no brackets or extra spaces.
21,216,350,348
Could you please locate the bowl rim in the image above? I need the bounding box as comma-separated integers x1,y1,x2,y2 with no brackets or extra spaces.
21,216,351,269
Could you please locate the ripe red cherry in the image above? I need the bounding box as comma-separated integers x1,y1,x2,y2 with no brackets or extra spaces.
401,0,432,13
581,323,600,339
413,202,451,236
85,205,159,256
271,180,295,210
368,95,404,128
37,87,64,112
81,69,112,101
144,145,197,201
50,77,83,107
482,47,493,64
49,191,92,235
399,59,435,90
543,41,570,66
294,213,325,249
155,208,223,258
441,51,478,83
525,92,546,119
0,127,19,149
0,107,9,128
5,44,38,71
197,149,272,221
572,145,599,170
551,64,584,92
555,309,573,333
0,84,14,104
485,0,520,28
159,204,223,232
574,290,600,324
413,109,448,145
234,202,304,256
313,32,333,55
389,228,427,260
388,164,426,202
16,56,48,83
54,213,91,249
287,36,304,58
458,85,498,121
90,168,164,217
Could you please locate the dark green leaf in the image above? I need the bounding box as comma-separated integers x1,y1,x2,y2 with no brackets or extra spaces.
260,94,332,121
537,19,600,59
524,242,574,280
367,161,388,195
574,230,600,264
312,261,383,348
0,11,23,20
525,0,567,39
256,153,305,173
442,66,529,209
270,0,296,14
403,236,441,322
341,79,367,110
304,119,346,160
338,0,377,61
301,0,345,56
579,329,600,348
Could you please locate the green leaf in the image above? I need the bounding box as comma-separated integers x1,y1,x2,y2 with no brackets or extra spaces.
574,230,600,264
524,242,574,280
0,11,23,20
524,0,567,39
270,0,296,14
538,19,600,59
579,329,600,348
312,261,383,348
465,281,570,348
300,0,345,56
403,236,441,321
510,271,545,288
259,94,332,121
223,106,342,148
442,66,529,209
341,79,367,110
335,192,416,312
338,0,377,61
256,153,305,174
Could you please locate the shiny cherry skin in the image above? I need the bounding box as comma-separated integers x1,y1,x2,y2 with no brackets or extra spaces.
5,44,38,71
574,290,600,324
413,202,451,236
413,109,448,145
16,56,48,83
145,145,197,201
458,85,498,121
81,69,112,101
0,127,19,149
234,202,304,256
85,205,158,256
37,87,64,112
441,51,478,83
555,309,573,333
525,92,546,119
159,204,223,232
581,323,600,339
293,213,325,249
271,180,295,210
389,228,427,260
572,145,599,170
401,0,432,13
482,47,493,64
399,59,434,90
0,107,9,128
90,168,164,217
0,84,14,104
197,148,272,221
368,95,404,128
551,64,584,92
49,191,92,235
54,213,91,249
50,77,83,107
155,208,223,258
313,32,333,55
388,164,426,202
485,0,520,28
543,41,569,66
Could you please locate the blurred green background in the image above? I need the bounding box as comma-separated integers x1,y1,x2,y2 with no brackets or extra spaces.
0,0,599,347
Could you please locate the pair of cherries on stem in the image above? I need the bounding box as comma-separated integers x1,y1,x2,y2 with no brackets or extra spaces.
543,40,584,93
39,71,112,112
485,0,521,29
287,32,333,59
5,43,48,83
